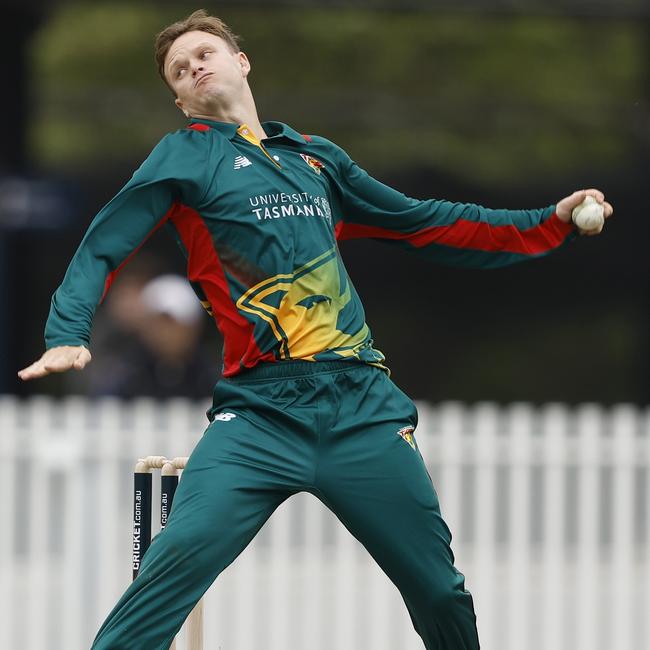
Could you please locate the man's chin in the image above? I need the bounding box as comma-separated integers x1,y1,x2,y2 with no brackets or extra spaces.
185,95,227,118
194,84,227,103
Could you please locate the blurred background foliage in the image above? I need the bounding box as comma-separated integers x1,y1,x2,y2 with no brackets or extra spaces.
3,1,649,404
31,3,647,188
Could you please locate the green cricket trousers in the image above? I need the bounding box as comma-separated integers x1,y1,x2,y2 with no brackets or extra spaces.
92,361,480,649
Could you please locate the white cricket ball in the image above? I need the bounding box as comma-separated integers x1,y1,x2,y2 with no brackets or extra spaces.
571,195,605,231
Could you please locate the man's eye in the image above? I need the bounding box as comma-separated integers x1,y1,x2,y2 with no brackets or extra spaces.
200,51,211,59
177,68,186,78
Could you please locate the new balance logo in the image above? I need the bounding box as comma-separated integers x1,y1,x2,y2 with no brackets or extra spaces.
214,412,237,422
234,156,252,169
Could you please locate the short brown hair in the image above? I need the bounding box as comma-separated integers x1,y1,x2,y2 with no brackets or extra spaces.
154,9,241,91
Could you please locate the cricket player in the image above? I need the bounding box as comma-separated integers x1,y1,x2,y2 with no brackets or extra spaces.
19,9,613,649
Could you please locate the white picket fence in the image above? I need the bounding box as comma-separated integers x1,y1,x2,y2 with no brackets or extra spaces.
0,396,648,650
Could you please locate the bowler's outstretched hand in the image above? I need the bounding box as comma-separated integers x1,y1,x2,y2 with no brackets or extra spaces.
555,188,614,235
18,345,92,381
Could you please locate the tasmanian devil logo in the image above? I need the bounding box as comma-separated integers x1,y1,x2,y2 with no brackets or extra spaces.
300,153,325,174
397,425,416,450
236,247,370,361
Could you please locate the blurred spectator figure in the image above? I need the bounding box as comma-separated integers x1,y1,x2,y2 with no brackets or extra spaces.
68,271,220,399
135,274,219,397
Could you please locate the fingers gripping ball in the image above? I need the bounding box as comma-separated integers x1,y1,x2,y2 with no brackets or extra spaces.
572,195,605,231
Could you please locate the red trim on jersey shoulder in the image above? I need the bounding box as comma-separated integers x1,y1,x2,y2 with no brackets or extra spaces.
188,123,210,132
169,204,276,376
302,134,312,142
99,210,172,304
335,213,573,256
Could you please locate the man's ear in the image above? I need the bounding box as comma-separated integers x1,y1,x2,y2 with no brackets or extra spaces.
238,51,251,78
175,97,189,118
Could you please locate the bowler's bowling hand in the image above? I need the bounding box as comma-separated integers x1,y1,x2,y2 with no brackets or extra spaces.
18,345,92,381
555,188,614,235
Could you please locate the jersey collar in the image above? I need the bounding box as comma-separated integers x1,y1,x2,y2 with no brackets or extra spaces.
188,118,306,145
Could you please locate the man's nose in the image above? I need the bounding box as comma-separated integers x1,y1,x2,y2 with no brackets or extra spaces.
191,65,205,77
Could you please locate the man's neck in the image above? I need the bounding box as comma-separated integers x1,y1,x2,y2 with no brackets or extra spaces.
197,112,266,141
189,92,267,140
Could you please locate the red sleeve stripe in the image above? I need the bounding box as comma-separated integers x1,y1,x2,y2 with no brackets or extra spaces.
335,213,574,256
169,204,276,376
99,209,172,304
188,123,210,132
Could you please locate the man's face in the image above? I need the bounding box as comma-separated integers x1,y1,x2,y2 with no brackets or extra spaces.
164,30,250,117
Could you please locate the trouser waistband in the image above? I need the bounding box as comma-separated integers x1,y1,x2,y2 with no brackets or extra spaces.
226,360,373,383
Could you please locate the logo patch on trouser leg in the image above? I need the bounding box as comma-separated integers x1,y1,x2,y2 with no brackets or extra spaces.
397,425,416,450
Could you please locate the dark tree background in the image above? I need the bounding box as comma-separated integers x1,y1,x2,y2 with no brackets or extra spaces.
2,0,648,404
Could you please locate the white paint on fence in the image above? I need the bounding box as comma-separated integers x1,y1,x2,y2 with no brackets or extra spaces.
0,396,648,650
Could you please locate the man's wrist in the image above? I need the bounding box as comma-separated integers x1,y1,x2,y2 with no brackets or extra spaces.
45,341,90,351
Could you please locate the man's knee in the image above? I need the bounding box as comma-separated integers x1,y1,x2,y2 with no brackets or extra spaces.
409,572,474,617
405,577,479,649
141,522,219,576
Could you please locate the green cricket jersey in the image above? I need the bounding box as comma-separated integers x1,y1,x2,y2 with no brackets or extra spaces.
45,118,575,376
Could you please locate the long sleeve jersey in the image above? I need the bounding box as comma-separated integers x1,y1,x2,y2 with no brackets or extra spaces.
45,119,575,377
